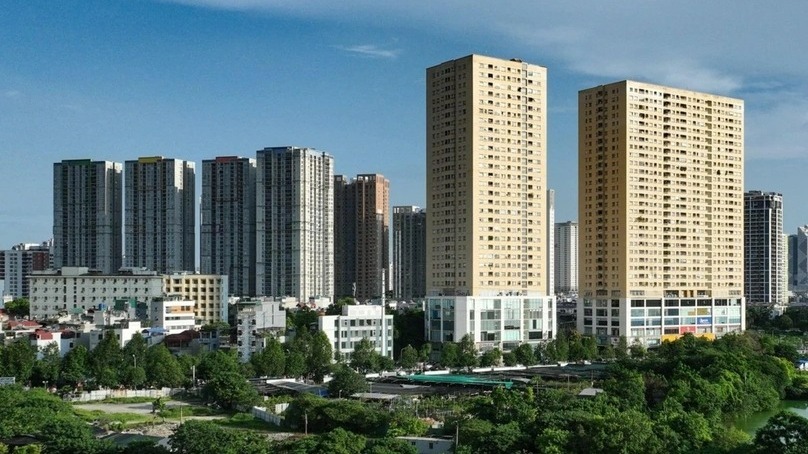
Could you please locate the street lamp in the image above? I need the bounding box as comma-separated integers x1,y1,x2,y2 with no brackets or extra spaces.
132,354,137,369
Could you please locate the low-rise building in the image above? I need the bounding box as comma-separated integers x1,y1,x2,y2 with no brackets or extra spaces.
235,298,286,362
150,296,196,333
163,273,229,326
319,304,393,362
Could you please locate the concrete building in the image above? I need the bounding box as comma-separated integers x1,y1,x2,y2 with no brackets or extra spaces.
53,159,123,274
0,240,52,299
334,174,390,301
423,54,555,351
150,296,197,333
163,273,229,325
29,267,164,319
793,226,808,293
546,189,555,298
256,147,334,303
234,298,286,362
577,80,745,347
554,221,578,294
392,206,427,301
319,304,393,362
125,156,196,274
744,191,784,305
201,156,257,297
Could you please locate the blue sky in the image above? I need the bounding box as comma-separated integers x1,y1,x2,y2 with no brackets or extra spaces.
2,0,808,249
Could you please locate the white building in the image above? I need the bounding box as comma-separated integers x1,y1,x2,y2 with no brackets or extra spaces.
151,296,196,333
53,159,123,274
425,296,555,352
235,298,286,362
125,156,196,274
29,267,164,319
256,147,334,303
88,320,147,351
318,305,393,361
554,221,578,295
0,240,52,299
163,273,229,325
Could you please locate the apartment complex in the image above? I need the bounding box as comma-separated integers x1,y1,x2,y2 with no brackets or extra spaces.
319,304,394,361
29,267,164,319
577,80,745,347
0,241,52,299
791,226,808,292
334,174,390,301
256,147,334,303
554,221,578,294
546,189,555,296
744,191,784,305
163,273,229,325
201,156,257,297
53,159,123,274
125,156,196,273
392,206,427,301
423,54,556,351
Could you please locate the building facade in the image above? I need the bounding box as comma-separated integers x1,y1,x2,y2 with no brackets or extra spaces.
318,304,393,361
577,80,745,347
234,298,286,362
554,221,578,294
256,147,334,303
53,159,123,274
424,54,555,351
333,174,390,301
744,191,784,305
201,156,257,297
150,296,196,333
793,226,808,293
125,156,196,274
392,206,427,301
0,241,53,299
29,267,164,319
163,273,229,325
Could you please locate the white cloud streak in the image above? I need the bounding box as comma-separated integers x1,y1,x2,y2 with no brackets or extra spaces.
334,44,400,59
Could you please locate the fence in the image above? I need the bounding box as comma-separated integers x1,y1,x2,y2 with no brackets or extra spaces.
251,406,283,426
63,387,181,402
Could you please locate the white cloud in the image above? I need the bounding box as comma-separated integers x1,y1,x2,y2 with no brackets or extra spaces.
334,44,400,59
3,90,21,99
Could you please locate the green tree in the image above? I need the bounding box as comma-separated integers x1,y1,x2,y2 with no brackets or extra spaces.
31,342,61,387
601,343,616,361
364,437,418,454
399,344,418,370
753,410,808,453
581,336,598,360
480,348,502,367
145,344,185,388
616,335,629,360
327,364,368,398
1,339,36,384
503,352,518,367
419,343,432,364
60,344,89,387
457,334,479,370
440,342,459,368
350,338,379,374
554,330,570,361
4,298,30,318
38,415,105,454
88,329,124,387
122,333,148,369
326,297,356,316
312,428,366,454
251,336,286,378
170,420,268,454
307,331,333,383
629,340,647,359
514,343,536,366
394,309,426,358
202,370,258,410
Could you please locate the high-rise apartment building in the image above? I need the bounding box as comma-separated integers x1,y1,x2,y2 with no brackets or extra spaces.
334,175,357,299
0,240,53,299
256,147,334,302
744,191,784,305
554,221,578,295
578,80,745,347
201,156,257,297
793,226,808,292
392,206,427,301
546,189,555,296
53,159,123,274
125,157,195,274
334,174,390,301
423,55,555,352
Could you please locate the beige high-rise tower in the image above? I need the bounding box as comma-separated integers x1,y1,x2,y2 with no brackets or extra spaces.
577,80,745,347
424,54,555,351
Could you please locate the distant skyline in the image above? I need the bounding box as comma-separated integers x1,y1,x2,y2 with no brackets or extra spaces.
2,0,808,249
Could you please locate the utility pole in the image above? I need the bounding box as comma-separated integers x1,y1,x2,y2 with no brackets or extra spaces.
304,411,308,435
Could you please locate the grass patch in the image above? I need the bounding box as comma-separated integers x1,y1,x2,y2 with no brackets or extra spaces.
92,396,161,404
214,412,277,431
73,408,154,427
160,405,221,418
